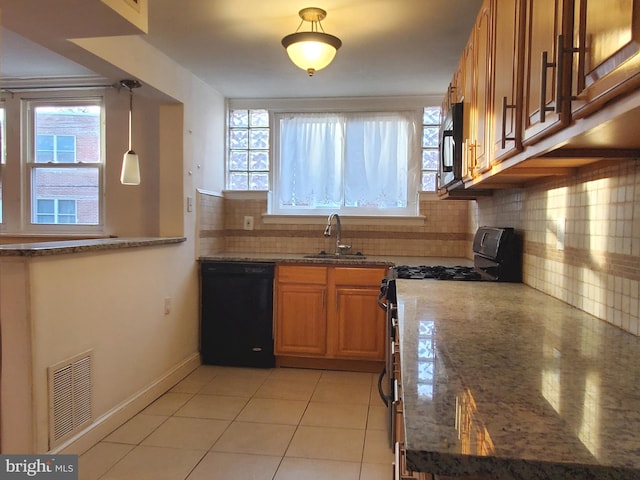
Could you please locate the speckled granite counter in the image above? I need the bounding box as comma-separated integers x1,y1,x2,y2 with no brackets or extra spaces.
199,253,472,268
0,237,186,256
396,280,640,479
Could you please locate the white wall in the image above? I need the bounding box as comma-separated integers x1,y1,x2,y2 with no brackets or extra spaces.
0,6,227,454
1,244,200,453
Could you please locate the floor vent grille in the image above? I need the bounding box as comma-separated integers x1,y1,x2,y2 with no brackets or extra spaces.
48,350,93,448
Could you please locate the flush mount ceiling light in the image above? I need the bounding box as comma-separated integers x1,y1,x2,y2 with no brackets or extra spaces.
120,79,142,185
281,7,342,77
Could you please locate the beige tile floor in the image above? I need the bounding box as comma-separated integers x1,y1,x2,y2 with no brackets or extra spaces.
79,365,394,480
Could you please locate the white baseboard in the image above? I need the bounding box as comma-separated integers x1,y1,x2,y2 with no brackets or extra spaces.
51,352,201,455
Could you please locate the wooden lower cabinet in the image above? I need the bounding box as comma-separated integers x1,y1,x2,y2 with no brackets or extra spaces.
331,267,386,360
275,266,327,356
276,282,326,356
274,265,386,365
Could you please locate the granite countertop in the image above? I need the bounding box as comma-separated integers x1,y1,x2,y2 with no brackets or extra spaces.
396,280,640,479
0,237,186,257
199,253,472,268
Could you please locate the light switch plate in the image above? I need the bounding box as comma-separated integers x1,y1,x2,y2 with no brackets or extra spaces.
244,216,254,230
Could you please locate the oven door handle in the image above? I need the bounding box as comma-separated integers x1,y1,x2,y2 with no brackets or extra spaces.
377,285,389,310
377,293,388,310
377,367,391,407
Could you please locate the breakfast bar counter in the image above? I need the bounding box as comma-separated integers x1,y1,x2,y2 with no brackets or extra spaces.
395,280,640,479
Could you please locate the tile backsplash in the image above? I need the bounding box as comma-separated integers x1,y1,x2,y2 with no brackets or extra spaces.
473,158,639,336
197,193,225,254
198,193,471,258
198,158,639,336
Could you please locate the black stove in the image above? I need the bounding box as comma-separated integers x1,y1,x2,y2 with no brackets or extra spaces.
390,227,522,283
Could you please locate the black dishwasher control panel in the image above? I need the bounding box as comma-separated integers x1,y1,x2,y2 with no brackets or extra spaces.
200,261,274,276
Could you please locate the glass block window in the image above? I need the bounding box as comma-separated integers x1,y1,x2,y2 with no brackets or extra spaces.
421,107,441,192
227,109,269,190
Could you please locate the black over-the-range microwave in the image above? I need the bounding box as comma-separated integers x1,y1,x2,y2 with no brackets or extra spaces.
439,101,463,191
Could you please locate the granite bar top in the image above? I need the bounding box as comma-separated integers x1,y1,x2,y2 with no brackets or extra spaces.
0,237,186,257
396,280,640,479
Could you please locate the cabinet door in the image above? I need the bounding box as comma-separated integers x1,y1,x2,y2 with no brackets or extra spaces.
275,283,326,356
571,0,640,118
461,38,476,181
451,60,465,104
491,0,525,162
333,287,385,360
522,0,570,145
472,0,494,174
461,0,493,178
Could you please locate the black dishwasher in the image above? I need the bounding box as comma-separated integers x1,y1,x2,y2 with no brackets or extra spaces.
200,261,275,368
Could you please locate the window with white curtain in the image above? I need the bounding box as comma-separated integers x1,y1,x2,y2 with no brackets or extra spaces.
272,111,420,216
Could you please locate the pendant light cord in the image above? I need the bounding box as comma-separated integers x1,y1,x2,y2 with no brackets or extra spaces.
128,87,133,151
119,79,141,152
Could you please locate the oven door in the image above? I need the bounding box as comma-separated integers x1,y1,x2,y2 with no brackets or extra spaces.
377,279,396,448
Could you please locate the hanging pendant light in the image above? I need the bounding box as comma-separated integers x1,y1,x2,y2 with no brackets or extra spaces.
281,7,342,77
120,79,142,185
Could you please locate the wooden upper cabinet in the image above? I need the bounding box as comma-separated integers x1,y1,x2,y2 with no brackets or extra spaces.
443,0,640,187
570,0,640,118
522,0,572,146
491,0,526,162
451,61,465,104
472,1,494,175
461,0,494,178
461,38,476,181
443,60,464,115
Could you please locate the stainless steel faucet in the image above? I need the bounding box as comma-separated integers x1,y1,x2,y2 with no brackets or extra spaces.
324,213,351,255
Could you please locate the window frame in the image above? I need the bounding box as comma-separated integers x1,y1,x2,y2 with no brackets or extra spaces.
35,134,77,163
0,103,5,224
23,96,105,233
35,198,78,224
270,110,421,217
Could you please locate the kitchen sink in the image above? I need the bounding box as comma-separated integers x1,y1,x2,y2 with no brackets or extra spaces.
303,251,367,260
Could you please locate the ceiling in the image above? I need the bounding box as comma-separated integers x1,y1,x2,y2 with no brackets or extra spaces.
0,0,483,99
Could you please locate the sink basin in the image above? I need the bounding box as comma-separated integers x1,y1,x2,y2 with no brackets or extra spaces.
303,251,367,260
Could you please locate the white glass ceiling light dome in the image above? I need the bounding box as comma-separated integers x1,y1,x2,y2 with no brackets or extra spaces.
281,7,342,76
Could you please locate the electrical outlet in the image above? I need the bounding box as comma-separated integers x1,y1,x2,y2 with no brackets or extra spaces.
243,216,254,230
164,297,172,315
